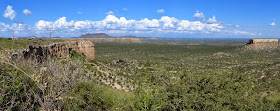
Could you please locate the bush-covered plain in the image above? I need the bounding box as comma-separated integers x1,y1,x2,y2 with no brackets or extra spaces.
1,38,280,110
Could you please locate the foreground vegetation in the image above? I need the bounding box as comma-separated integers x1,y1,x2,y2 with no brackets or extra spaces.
1,38,280,110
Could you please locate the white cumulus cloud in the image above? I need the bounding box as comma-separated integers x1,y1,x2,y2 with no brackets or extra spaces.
233,30,255,35
0,22,31,33
193,10,205,19
135,18,159,30
0,14,250,37
157,9,165,13
3,5,17,20
34,15,225,35
106,11,114,15
177,20,222,32
23,9,32,16
159,16,178,29
270,22,276,26
204,16,217,24
0,22,11,32
77,11,83,14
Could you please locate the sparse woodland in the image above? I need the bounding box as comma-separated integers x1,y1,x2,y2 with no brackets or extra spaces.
1,38,280,110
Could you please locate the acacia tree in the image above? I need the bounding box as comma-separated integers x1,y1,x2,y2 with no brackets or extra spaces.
44,21,58,38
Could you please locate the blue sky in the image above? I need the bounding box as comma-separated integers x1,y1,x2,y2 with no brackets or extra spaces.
0,0,279,38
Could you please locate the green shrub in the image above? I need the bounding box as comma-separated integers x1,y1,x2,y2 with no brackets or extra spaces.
64,82,133,110
0,63,41,110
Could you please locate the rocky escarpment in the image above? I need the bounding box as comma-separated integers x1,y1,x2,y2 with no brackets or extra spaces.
244,39,279,51
248,39,278,44
244,43,280,51
23,41,95,61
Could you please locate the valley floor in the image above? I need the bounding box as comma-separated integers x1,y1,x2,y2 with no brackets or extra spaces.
1,38,280,110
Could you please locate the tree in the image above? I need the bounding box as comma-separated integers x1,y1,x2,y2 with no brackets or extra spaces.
43,21,58,38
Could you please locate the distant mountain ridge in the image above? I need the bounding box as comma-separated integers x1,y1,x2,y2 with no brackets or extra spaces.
79,33,149,38
77,33,160,43
79,33,112,38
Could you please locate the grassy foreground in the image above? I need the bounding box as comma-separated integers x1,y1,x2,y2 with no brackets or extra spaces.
1,38,280,110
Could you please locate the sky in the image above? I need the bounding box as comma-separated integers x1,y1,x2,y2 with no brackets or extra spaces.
0,0,279,38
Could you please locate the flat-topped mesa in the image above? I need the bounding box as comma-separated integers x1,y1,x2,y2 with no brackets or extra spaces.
23,41,95,61
248,39,279,44
245,39,280,51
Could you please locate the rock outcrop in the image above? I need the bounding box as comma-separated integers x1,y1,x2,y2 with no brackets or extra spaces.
23,41,95,61
244,39,279,51
244,43,280,51
248,39,278,44
23,45,50,61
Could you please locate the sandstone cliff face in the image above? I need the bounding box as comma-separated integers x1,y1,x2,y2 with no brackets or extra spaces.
76,41,95,60
248,39,279,44
244,43,279,51
245,39,279,51
23,41,95,61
